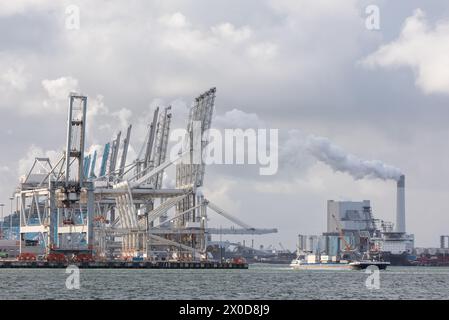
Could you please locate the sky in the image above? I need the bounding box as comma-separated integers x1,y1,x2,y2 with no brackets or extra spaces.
1,0,449,249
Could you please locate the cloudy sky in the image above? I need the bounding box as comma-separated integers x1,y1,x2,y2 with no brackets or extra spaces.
1,0,449,249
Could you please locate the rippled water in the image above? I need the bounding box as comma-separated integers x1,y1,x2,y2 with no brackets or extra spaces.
1,264,448,299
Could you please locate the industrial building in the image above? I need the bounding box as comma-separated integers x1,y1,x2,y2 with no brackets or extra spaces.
327,200,375,233
8,88,277,264
297,178,415,265
411,235,449,266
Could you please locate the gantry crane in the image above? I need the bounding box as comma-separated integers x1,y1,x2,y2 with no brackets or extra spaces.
17,88,278,262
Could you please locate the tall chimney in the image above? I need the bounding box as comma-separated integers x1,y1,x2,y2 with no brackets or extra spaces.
395,174,406,233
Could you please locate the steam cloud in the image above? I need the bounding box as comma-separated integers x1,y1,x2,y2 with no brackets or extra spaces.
305,135,403,181
213,109,403,182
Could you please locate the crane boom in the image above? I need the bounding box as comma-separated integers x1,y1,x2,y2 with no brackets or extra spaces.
331,213,352,252
206,200,253,230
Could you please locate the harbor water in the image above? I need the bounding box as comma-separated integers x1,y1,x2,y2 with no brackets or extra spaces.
1,264,448,300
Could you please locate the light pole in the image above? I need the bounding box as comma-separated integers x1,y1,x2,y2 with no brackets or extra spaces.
220,225,223,263
0,204,4,239
9,197,14,240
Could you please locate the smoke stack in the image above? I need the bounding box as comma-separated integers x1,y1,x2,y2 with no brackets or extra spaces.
395,174,405,233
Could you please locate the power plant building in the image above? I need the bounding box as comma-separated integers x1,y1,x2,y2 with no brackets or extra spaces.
327,200,375,233
297,178,415,265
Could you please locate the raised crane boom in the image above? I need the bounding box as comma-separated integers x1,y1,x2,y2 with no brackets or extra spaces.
149,106,172,189
176,88,216,189
118,125,132,177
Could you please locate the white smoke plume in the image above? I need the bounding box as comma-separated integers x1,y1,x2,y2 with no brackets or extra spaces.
212,109,403,182
282,130,403,181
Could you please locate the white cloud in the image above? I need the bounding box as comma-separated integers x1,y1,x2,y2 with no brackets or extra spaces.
85,94,114,142
0,56,32,95
41,76,80,112
42,76,79,100
87,94,109,121
112,108,132,129
247,42,278,61
363,9,449,95
159,12,190,28
84,95,134,146
254,171,326,195
211,23,252,43
213,108,265,129
0,64,31,91
203,177,242,218
269,0,359,18
0,0,56,16
155,11,277,72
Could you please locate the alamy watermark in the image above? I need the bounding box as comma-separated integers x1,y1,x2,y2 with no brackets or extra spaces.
365,5,380,30
65,265,80,290
365,265,380,290
169,122,279,176
65,5,80,30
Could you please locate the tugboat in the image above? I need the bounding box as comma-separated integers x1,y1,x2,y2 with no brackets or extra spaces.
349,251,390,270
348,260,390,270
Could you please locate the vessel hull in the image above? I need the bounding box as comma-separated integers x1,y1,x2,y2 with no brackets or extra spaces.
290,263,352,270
